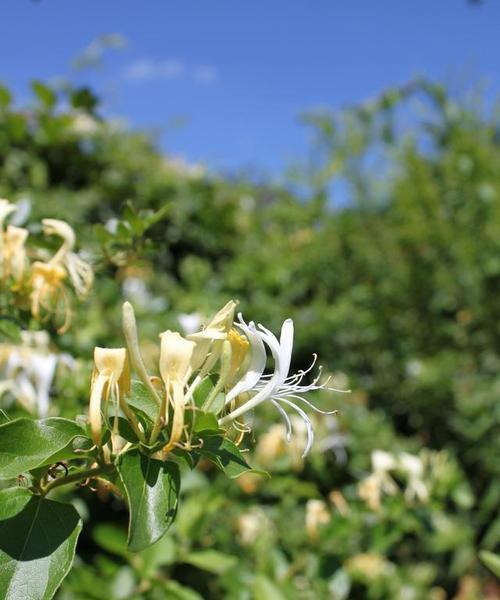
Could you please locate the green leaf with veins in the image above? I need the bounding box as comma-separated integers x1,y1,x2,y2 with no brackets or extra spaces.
126,380,160,423
0,487,82,600
0,418,90,479
196,435,268,478
117,449,180,552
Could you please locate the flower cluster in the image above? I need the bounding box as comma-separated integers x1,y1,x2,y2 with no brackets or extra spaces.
0,330,74,417
89,300,344,459
358,449,430,511
0,199,93,332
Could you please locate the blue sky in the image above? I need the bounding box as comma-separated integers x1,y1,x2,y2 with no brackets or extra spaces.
1,1,499,174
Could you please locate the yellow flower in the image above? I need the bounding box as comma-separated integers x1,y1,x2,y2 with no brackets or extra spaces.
30,219,93,332
188,300,237,371
0,199,18,280
158,330,195,453
2,225,28,286
89,347,134,447
227,328,250,383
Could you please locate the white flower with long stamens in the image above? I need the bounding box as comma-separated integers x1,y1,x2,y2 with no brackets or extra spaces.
219,313,347,457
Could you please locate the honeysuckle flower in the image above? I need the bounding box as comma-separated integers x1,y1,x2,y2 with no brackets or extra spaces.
219,313,344,457
41,219,94,298
305,499,330,541
122,301,198,451
89,347,135,447
2,225,29,286
187,300,237,372
30,219,93,331
237,508,272,546
0,199,17,279
159,330,196,452
399,452,429,503
0,330,75,417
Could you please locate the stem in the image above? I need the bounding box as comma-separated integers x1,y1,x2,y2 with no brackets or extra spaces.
149,389,167,445
119,396,147,443
41,465,111,495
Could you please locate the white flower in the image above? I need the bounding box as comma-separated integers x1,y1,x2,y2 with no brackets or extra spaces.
0,331,73,417
219,313,347,456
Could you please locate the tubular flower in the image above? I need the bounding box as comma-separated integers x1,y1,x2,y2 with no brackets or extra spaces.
187,300,237,372
0,199,18,280
219,313,347,456
89,347,134,447
117,300,344,460
2,225,29,287
122,302,198,452
159,330,196,452
0,330,68,417
30,219,93,332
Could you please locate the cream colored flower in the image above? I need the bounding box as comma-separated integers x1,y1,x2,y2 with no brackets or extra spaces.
89,347,132,447
188,300,237,371
30,219,93,332
2,225,29,286
0,199,18,280
305,499,330,541
159,330,195,453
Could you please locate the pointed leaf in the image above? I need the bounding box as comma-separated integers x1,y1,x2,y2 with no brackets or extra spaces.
480,550,500,577
117,450,180,552
126,380,160,423
182,550,237,575
0,488,82,600
0,418,90,479
197,435,267,479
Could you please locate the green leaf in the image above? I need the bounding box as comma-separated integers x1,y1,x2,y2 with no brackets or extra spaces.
197,435,267,479
0,85,12,109
480,550,500,577
31,81,57,109
0,318,22,343
70,87,99,112
253,575,287,600
126,380,160,424
160,580,204,600
192,411,220,434
117,450,180,552
92,523,128,558
136,535,176,578
0,487,82,600
192,376,216,408
182,550,237,575
0,418,90,479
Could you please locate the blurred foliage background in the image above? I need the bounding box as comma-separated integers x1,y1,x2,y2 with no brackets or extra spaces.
0,77,499,599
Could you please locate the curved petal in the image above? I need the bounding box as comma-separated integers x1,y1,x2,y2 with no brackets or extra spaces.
225,316,266,404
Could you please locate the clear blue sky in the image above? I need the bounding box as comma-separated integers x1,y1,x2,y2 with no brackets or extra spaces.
1,1,499,174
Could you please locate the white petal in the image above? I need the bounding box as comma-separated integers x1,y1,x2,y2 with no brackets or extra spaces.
275,397,314,457
225,316,266,404
271,399,292,442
